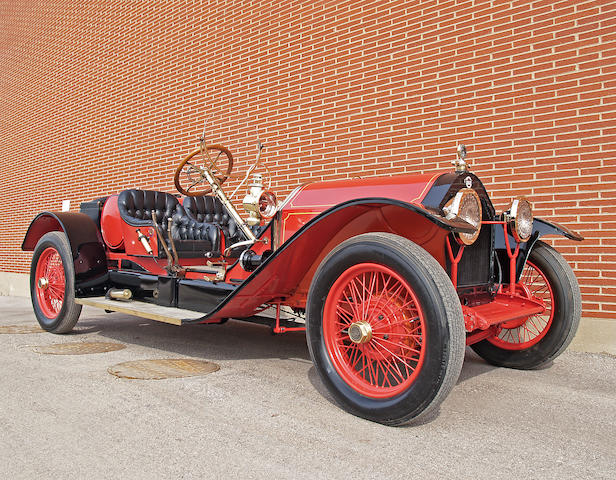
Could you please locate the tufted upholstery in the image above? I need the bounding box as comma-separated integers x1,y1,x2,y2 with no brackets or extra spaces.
183,196,245,246
171,204,220,252
118,189,220,256
118,189,179,236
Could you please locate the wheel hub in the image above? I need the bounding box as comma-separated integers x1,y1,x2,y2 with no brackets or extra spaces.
348,321,372,344
37,277,49,290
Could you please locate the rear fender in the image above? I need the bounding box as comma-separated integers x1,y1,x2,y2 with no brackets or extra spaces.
197,198,470,321
22,212,108,287
494,217,583,283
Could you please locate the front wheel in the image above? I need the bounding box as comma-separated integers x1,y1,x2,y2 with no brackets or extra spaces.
30,231,82,333
471,241,581,369
306,233,465,426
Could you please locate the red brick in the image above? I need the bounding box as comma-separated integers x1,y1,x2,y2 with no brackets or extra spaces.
0,0,612,320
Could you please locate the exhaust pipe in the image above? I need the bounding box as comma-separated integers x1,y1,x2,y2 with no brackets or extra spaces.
107,289,133,301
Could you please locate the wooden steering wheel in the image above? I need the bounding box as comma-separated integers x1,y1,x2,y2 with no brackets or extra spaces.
174,144,234,196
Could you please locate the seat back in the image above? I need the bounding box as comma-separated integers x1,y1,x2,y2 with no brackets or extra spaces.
183,196,244,245
117,189,179,236
171,204,220,250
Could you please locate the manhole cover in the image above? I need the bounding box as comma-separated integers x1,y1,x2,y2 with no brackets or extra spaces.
33,342,126,355
108,359,220,380
0,324,44,334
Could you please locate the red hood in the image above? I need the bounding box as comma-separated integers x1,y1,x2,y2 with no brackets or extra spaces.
281,172,447,212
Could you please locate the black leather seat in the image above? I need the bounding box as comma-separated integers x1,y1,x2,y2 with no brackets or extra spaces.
182,196,245,247
118,189,178,236
182,195,266,257
171,204,221,255
117,189,220,257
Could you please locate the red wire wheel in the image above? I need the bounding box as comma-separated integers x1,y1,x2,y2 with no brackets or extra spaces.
307,233,465,426
322,263,426,398
34,247,66,319
488,260,554,350
30,232,82,333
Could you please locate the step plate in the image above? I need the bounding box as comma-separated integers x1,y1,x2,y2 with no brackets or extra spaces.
75,297,206,326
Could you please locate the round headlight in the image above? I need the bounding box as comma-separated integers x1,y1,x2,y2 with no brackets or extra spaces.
258,191,277,218
443,188,482,245
508,197,533,242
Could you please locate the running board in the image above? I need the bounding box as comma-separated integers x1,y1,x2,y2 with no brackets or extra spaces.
75,297,206,326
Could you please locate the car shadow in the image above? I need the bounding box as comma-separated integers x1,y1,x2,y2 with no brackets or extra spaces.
75,309,501,426
457,348,500,383
76,310,311,362
305,348,500,424
79,309,498,381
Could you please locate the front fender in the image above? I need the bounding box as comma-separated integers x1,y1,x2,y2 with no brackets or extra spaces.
185,198,472,322
531,217,584,241
22,212,108,287
495,217,583,283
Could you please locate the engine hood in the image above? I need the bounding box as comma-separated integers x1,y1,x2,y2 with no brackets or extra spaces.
281,171,495,218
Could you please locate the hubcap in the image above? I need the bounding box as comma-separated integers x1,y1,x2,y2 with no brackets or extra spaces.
38,277,49,290
348,321,372,344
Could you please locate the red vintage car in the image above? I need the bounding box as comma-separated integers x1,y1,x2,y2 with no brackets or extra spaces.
22,141,582,425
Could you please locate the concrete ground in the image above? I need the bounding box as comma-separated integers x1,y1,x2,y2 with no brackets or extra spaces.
0,296,614,480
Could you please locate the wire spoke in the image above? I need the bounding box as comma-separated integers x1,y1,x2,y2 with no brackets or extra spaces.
372,345,405,383
375,336,422,357
324,263,427,397
370,338,416,371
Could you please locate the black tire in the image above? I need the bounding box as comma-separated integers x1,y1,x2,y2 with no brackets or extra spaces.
471,241,581,369
30,231,82,333
306,233,465,426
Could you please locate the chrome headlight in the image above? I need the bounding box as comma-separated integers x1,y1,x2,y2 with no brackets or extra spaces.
443,188,482,245
507,197,533,242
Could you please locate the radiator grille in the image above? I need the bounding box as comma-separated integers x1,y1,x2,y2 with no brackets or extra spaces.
455,226,493,287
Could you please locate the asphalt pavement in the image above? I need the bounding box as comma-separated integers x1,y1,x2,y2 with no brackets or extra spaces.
0,296,614,480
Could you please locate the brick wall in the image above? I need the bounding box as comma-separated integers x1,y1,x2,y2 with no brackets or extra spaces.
0,1,614,318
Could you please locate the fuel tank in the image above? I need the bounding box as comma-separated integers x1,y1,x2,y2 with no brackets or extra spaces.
100,195,125,250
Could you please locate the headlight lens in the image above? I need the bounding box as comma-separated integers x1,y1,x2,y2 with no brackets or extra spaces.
508,197,533,242
443,188,482,245
258,191,277,218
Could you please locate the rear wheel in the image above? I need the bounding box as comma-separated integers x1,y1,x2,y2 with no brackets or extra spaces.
471,241,581,369
306,233,465,426
30,232,82,333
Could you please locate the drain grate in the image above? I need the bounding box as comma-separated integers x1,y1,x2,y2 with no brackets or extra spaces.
0,324,44,334
33,342,126,355
108,358,220,380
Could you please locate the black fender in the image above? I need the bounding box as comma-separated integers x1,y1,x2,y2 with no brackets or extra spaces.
22,212,108,288
494,217,583,284
181,197,476,322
